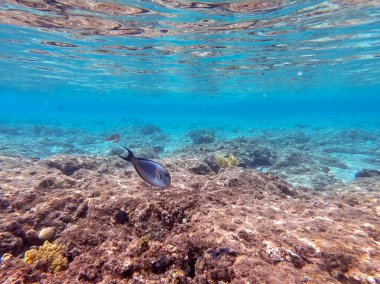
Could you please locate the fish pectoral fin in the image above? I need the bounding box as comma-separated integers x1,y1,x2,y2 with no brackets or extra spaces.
157,171,162,181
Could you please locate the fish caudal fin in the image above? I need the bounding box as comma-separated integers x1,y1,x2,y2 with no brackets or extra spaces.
118,146,134,162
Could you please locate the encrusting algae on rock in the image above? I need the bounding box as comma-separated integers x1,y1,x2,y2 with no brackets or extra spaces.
24,241,68,273
215,154,239,168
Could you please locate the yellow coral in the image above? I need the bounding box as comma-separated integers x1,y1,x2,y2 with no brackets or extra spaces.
172,269,186,284
215,154,239,168
24,241,68,273
138,235,150,250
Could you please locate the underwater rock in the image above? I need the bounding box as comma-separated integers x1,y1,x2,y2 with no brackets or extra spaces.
270,149,344,189
45,156,99,176
37,179,55,189
0,219,29,255
207,247,237,259
152,145,165,154
287,131,311,144
37,176,76,190
37,227,55,242
74,201,88,220
319,156,349,169
243,147,275,167
152,133,169,142
0,232,23,255
323,146,373,155
189,162,214,175
110,256,135,278
104,133,120,143
140,125,162,135
114,209,129,224
77,264,102,282
355,169,380,178
204,156,221,173
339,129,377,142
0,197,10,209
150,255,174,274
46,160,81,176
200,247,237,282
274,151,304,169
25,229,38,244
276,182,297,197
188,129,215,144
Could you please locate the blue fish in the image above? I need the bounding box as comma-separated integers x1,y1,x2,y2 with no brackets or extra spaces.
116,147,171,188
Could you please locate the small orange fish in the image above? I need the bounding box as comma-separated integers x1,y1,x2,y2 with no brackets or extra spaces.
105,133,120,143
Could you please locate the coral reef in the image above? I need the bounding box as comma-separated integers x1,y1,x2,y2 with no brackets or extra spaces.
44,156,100,176
0,154,379,283
188,129,215,144
189,161,215,175
140,125,162,135
104,133,121,143
356,169,380,178
24,241,68,273
152,145,165,154
1,123,379,189
215,154,239,168
179,130,373,189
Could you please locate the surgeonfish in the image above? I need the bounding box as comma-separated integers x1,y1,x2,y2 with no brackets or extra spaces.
116,147,171,188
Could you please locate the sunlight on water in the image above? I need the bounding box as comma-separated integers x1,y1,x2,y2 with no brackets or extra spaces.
0,0,380,95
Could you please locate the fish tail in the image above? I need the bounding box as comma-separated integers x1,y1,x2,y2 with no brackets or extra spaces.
120,146,134,162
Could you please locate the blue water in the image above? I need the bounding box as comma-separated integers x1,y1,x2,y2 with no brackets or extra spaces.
1,0,380,188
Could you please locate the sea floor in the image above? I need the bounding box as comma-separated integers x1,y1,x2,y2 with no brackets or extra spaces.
0,122,380,283
0,153,379,283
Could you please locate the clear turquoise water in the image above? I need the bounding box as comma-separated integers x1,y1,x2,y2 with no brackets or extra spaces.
1,0,380,186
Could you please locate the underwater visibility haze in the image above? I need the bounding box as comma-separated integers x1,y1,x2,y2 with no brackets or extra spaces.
1,0,380,283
